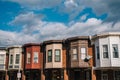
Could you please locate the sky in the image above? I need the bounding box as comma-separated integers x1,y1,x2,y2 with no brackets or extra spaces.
0,0,120,46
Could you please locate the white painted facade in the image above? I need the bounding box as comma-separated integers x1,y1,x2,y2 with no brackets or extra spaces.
0,49,6,70
93,32,120,68
8,45,22,70
45,44,63,68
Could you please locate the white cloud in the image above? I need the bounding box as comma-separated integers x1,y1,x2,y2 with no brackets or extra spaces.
1,12,120,46
64,0,78,8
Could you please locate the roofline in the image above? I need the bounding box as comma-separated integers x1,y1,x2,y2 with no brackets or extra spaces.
43,40,63,45
67,36,89,41
0,47,6,50
92,32,120,40
7,45,22,49
23,43,40,47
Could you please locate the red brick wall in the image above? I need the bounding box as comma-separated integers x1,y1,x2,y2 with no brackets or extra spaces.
62,49,66,68
25,45,43,69
88,46,93,67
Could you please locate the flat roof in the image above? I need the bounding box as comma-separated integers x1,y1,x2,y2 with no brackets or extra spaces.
23,43,40,47
67,36,89,41
43,40,63,45
92,32,120,39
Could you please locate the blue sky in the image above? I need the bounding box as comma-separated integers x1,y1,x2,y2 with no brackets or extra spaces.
0,0,120,46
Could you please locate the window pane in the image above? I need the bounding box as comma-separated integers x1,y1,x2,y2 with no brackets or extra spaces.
112,44,119,58
81,48,86,60
33,52,38,63
15,54,20,64
0,54,5,64
73,54,77,60
103,45,108,58
48,50,52,62
10,55,13,64
55,49,60,62
81,48,86,54
115,71,120,80
27,53,31,64
96,46,100,59
72,48,78,60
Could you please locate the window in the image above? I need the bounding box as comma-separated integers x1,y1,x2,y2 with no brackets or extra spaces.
33,52,38,63
81,47,86,60
96,46,100,59
10,55,13,64
114,71,120,80
0,54,5,64
103,45,108,58
55,49,61,62
102,74,108,80
86,71,91,80
72,48,78,60
112,44,119,58
15,54,20,64
48,50,52,62
102,71,108,80
27,53,31,64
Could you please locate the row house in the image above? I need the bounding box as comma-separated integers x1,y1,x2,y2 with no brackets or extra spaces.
23,43,43,80
92,32,120,80
7,45,23,80
65,36,95,80
1,31,120,80
42,40,68,80
0,47,8,80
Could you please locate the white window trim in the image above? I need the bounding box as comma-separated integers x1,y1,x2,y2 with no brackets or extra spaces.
102,45,109,59
15,54,20,64
72,48,78,60
0,54,5,64
33,52,39,63
81,47,87,60
27,53,31,64
112,44,119,58
9,54,13,65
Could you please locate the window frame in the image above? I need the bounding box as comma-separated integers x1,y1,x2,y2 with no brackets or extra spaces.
72,48,78,61
33,52,39,63
114,71,120,80
103,45,109,58
10,54,13,64
55,49,61,62
96,46,100,59
48,50,52,62
0,54,5,64
112,44,119,58
81,47,87,60
27,53,31,64
15,54,20,64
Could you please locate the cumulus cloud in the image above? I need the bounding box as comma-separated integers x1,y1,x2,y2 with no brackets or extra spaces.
1,12,120,46
9,12,46,34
